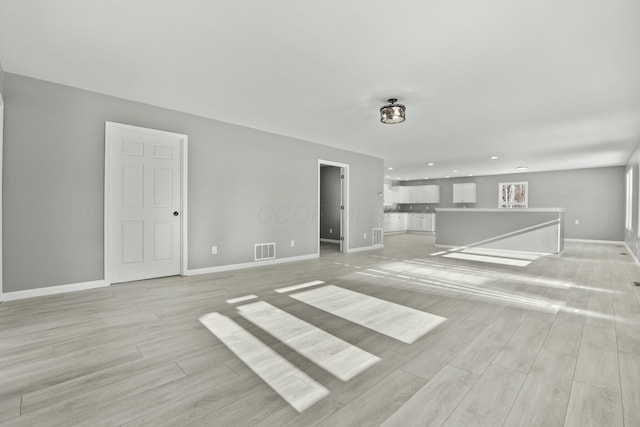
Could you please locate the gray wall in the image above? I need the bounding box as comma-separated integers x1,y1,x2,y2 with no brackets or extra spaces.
393,166,625,241
320,166,341,240
2,73,383,293
0,61,4,94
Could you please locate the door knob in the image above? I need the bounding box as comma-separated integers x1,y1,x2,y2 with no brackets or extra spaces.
173,211,179,216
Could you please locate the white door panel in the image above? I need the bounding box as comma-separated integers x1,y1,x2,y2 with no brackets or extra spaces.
107,123,184,284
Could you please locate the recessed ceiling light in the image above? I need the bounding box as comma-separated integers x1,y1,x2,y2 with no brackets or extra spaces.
385,175,390,178
445,176,450,178
517,166,528,170
468,174,473,177
424,177,429,179
491,156,498,160
387,167,393,170
428,163,434,166
452,170,458,173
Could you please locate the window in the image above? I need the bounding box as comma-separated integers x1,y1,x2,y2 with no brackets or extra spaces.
626,168,633,231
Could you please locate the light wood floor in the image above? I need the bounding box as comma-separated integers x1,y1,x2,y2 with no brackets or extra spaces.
1,234,639,426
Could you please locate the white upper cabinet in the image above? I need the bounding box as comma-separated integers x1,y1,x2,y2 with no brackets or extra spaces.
398,186,410,203
453,183,477,203
383,183,393,205
396,185,440,203
424,185,440,203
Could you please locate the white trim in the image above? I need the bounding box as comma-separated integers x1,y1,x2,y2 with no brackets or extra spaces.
186,253,319,276
0,92,4,300
625,243,640,264
434,244,551,256
318,160,349,254
348,244,384,253
320,238,341,244
564,239,626,245
436,208,566,213
2,280,107,301
104,122,188,286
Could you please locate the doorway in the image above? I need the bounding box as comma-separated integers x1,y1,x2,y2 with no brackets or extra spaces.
105,122,188,284
318,160,348,256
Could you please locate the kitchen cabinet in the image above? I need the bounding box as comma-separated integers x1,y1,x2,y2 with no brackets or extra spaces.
384,183,393,205
398,186,410,203
384,213,436,233
396,185,440,203
407,213,436,231
424,185,440,203
453,183,477,203
383,213,408,233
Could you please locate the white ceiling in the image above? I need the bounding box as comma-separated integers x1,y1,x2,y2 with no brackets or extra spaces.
1,0,639,180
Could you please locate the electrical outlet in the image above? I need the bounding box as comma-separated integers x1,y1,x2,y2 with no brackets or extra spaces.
364,233,367,239
329,228,333,234
575,219,580,225
290,240,295,247
211,246,217,254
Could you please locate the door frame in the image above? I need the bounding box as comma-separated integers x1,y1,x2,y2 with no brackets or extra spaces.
318,160,349,254
104,121,188,286
0,92,4,300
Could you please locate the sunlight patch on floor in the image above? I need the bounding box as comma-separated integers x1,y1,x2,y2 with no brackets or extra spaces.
237,301,380,381
354,270,563,313
289,285,446,344
275,280,325,293
442,252,532,267
406,259,573,289
199,312,329,412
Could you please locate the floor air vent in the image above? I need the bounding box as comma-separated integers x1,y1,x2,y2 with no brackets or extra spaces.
634,282,640,287
372,228,383,246
255,242,276,261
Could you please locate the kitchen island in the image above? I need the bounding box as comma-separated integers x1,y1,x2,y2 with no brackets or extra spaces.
435,208,565,254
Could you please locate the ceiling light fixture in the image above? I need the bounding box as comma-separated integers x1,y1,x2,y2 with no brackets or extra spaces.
517,166,528,170
380,98,406,124
428,163,434,166
491,156,498,160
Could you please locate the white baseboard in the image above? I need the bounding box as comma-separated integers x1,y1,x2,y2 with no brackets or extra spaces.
347,244,384,253
1,280,107,302
564,238,625,245
186,253,319,276
624,243,640,264
320,238,340,244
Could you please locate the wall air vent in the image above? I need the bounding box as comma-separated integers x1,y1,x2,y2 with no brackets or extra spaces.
372,228,383,246
255,242,276,261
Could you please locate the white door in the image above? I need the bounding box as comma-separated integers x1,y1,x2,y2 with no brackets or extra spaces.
106,122,185,284
339,168,345,252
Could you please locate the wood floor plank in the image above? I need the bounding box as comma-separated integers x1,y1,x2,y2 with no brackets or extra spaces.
573,324,620,394
618,350,640,427
315,369,426,427
66,363,244,427
564,380,623,427
0,393,21,423
4,363,185,426
402,319,487,381
543,310,585,356
443,363,526,427
503,372,570,427
449,314,520,375
529,347,577,388
493,315,553,373
380,365,478,427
